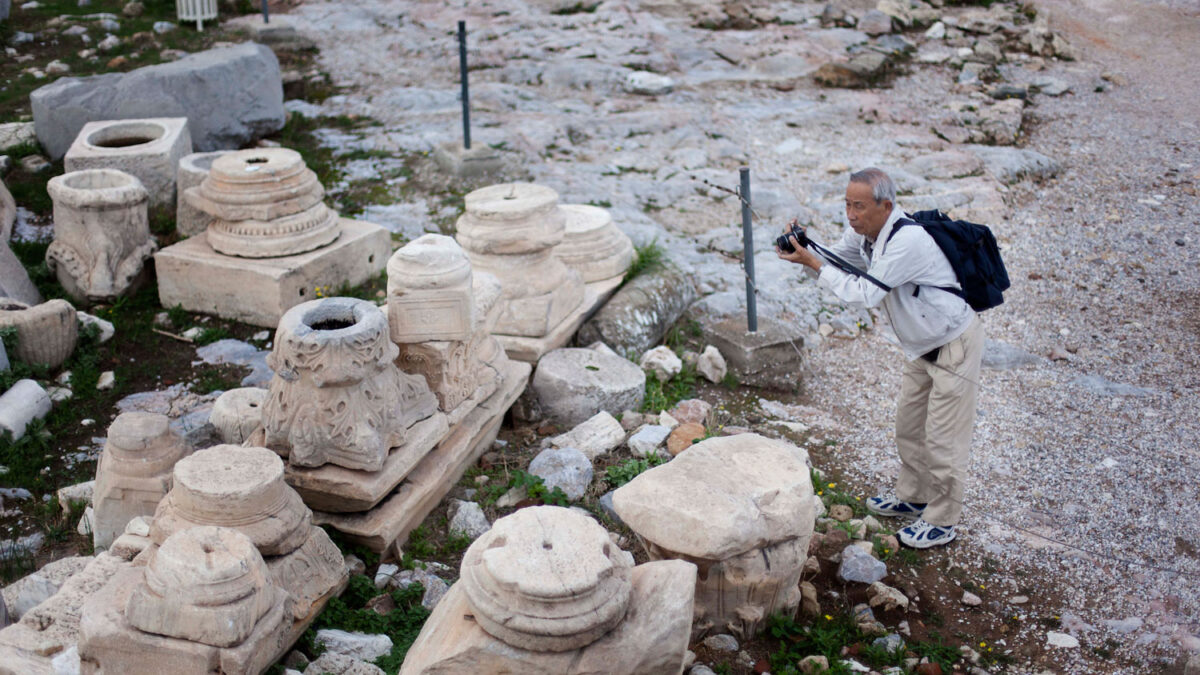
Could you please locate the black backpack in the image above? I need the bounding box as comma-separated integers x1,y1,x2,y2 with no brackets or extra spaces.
886,210,1010,312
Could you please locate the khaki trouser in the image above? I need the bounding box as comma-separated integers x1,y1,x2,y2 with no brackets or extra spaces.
894,317,984,527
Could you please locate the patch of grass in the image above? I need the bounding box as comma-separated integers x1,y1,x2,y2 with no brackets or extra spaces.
302,575,430,675
193,326,232,346
720,371,740,389
167,304,190,329
192,366,242,394
623,240,664,283
550,1,600,14
663,318,701,352
586,199,613,208
769,612,963,674
604,454,667,487
475,470,571,507
406,523,436,558
640,362,697,414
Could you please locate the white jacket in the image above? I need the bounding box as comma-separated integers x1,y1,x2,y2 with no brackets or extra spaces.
816,206,976,360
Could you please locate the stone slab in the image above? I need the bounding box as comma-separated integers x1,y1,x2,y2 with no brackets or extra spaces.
31,43,284,160
398,560,696,675
496,274,623,363
284,412,449,513
154,218,391,328
0,552,131,675
313,359,530,554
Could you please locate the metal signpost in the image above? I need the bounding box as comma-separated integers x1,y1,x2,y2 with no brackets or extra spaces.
740,167,757,333
458,20,471,150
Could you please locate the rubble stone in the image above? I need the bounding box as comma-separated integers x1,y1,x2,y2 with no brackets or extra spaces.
546,411,625,460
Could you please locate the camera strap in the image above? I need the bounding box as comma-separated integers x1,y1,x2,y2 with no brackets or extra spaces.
807,240,893,293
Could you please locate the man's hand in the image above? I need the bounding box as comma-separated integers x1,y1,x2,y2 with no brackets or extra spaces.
775,220,823,272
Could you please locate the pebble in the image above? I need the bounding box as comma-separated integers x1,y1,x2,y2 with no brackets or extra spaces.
1046,631,1080,648
961,591,982,606
96,371,115,390
702,633,738,652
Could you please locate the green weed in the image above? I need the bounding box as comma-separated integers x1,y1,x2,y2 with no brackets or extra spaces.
302,575,430,675
641,363,697,413
624,240,664,283
604,454,667,488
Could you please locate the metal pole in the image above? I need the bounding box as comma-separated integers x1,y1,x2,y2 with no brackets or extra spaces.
740,167,757,333
261,0,269,23
458,20,471,150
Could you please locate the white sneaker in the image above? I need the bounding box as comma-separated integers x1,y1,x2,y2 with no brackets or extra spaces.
898,519,957,549
866,495,927,519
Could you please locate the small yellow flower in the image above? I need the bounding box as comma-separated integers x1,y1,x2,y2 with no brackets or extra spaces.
979,641,987,648
980,584,986,589
824,615,833,621
855,497,862,501
828,482,836,488
817,491,823,495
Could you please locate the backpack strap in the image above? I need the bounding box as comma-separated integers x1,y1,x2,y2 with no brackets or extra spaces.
887,216,966,301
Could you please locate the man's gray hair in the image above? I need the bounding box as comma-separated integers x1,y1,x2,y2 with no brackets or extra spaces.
849,167,896,204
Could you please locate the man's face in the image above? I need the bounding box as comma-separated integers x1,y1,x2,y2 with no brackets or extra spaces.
845,181,892,241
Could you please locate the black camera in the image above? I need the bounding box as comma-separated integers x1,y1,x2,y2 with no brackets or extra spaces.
776,224,810,254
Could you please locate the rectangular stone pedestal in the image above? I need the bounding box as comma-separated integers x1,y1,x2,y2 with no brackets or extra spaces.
284,413,448,513
496,274,624,363
154,218,391,328
313,359,530,554
700,315,806,391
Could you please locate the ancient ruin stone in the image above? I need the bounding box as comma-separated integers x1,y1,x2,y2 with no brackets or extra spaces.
531,348,645,427
46,169,157,304
400,560,696,675
176,150,232,237
612,433,817,639
126,527,277,647
262,297,437,471
390,242,506,414
64,117,192,213
209,387,267,444
150,445,310,556
186,148,340,258
460,506,634,652
0,379,51,440
93,411,190,550
0,551,134,674
554,204,634,283
454,183,584,338
77,534,293,675
387,233,475,344
0,298,78,369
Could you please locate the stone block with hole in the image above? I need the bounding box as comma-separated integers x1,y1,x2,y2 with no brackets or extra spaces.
64,118,192,213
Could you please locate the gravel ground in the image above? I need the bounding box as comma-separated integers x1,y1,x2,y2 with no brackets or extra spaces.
280,0,1198,670
804,0,1200,671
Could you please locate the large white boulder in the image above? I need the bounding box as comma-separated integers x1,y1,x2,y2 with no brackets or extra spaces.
612,433,814,560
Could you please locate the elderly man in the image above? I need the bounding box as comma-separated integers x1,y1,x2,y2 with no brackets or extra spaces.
777,167,984,548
